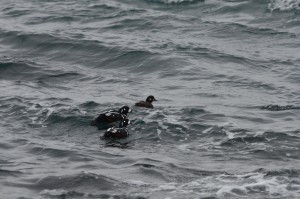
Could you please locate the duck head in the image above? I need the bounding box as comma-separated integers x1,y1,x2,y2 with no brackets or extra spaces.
118,105,132,115
146,95,156,103
119,119,130,128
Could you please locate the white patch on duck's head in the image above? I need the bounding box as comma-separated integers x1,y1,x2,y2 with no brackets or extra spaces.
119,119,130,128
105,112,112,116
119,106,131,115
146,95,156,103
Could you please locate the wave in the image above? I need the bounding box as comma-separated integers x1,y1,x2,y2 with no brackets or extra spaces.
2,8,31,17
148,0,300,13
145,0,204,4
0,30,170,73
15,172,124,191
221,130,300,144
0,169,23,177
0,57,41,81
46,111,91,126
261,104,300,111
0,97,79,129
213,169,300,198
28,146,77,158
268,0,300,12
37,72,83,84
139,168,300,198
6,164,300,199
0,29,119,61
263,168,300,177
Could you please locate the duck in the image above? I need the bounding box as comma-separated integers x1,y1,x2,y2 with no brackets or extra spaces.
91,106,131,128
135,95,156,109
101,119,130,139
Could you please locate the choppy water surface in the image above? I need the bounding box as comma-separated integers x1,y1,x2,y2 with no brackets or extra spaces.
0,0,300,198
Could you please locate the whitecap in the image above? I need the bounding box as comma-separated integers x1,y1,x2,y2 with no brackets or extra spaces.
268,0,300,11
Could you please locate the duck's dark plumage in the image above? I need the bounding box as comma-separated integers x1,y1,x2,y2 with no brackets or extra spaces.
135,95,156,109
102,119,130,139
91,106,131,128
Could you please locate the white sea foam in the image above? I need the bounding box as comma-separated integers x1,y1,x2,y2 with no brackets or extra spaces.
202,127,213,134
135,171,300,198
269,0,300,11
224,129,235,139
177,144,191,151
149,0,197,4
40,189,68,196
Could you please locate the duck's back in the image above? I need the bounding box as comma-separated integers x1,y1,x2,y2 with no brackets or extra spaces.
135,101,153,108
103,112,127,122
104,127,129,139
91,111,127,126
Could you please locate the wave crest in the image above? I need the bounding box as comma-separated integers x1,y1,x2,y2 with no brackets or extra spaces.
268,0,300,11
261,104,300,111
146,0,202,4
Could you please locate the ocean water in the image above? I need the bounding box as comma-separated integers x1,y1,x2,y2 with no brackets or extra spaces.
0,0,300,198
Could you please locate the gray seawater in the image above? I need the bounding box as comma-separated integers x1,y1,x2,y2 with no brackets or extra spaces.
0,0,300,198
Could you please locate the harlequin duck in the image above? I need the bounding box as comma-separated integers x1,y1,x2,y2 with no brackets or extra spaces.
91,106,131,128
135,95,156,109
101,119,130,139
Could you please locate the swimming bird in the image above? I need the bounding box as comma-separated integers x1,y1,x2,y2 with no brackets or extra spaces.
135,95,156,108
101,119,130,139
91,106,131,128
